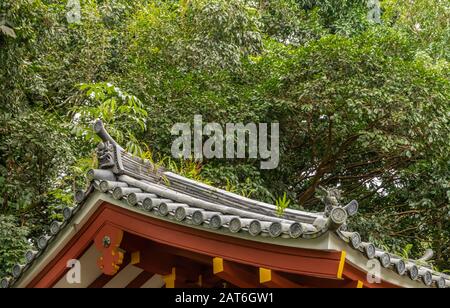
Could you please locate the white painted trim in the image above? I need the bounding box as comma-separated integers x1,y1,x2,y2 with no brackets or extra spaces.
328,233,426,288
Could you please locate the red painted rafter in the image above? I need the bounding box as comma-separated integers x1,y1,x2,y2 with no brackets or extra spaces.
259,268,306,288
213,257,259,288
120,234,223,288
120,234,208,288
25,202,396,288
122,233,212,266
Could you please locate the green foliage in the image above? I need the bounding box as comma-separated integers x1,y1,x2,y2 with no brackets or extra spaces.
70,82,148,156
383,0,450,60
167,158,207,183
398,243,414,260
0,0,449,272
259,0,326,45
201,163,273,200
127,0,262,73
296,0,371,35
0,112,76,227
0,215,31,277
275,192,291,216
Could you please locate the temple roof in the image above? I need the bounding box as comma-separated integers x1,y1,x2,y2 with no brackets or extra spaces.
1,120,448,288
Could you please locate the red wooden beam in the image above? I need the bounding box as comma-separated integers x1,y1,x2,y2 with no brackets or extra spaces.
280,271,353,288
213,257,259,288
122,233,212,266
121,232,214,286
121,236,207,288
25,202,391,288
259,268,306,288
133,250,175,276
121,237,228,288
342,280,364,288
198,273,223,288
129,250,203,283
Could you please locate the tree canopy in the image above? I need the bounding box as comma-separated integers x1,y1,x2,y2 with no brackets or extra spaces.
0,0,449,276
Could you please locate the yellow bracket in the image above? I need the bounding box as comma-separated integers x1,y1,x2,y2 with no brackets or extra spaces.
131,251,140,265
259,268,272,284
213,257,224,274
163,267,176,288
337,251,347,279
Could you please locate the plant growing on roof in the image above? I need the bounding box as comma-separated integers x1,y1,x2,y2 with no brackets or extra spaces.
69,82,148,156
275,192,291,216
399,243,414,260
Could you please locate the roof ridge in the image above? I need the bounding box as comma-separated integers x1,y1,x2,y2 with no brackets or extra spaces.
92,119,355,225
